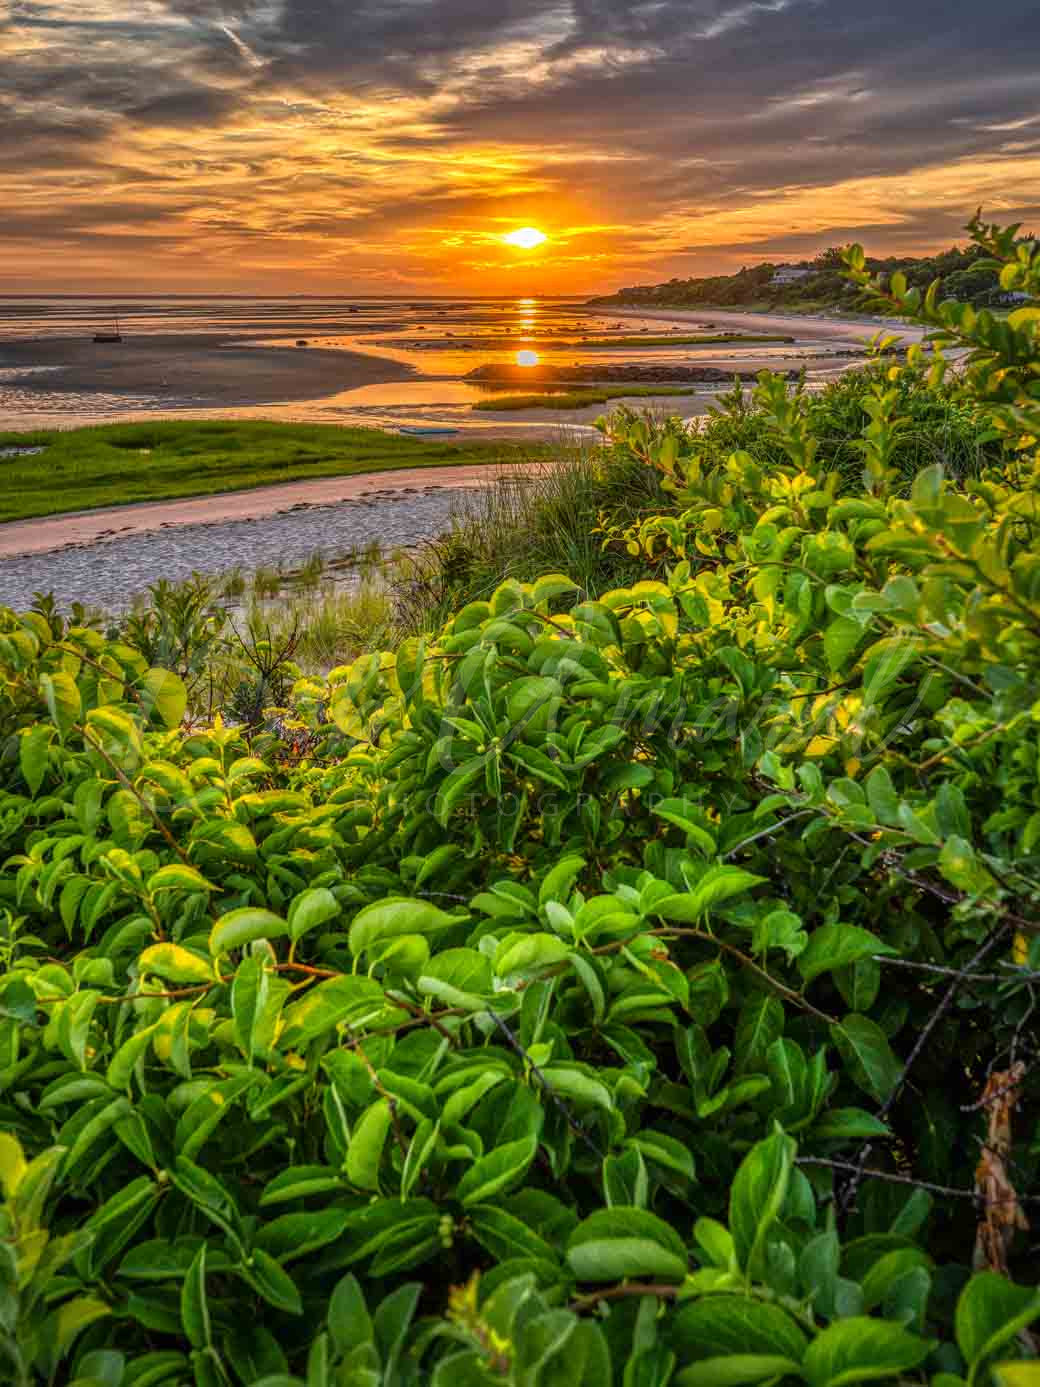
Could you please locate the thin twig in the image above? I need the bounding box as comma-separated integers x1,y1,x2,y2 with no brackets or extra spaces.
570,1284,681,1313
78,724,198,874
724,810,814,860
487,1007,605,1159
643,927,839,1026
798,1156,1040,1206
839,920,1011,1215
874,955,1007,983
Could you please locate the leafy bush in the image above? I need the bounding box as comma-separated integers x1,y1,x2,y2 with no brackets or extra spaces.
2,216,1040,1386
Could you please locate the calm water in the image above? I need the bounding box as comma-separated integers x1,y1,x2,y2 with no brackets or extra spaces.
0,296,859,434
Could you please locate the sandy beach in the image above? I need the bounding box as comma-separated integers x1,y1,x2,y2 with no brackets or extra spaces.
0,332,414,406
0,461,543,559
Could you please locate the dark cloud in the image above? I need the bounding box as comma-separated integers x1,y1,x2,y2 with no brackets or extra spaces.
123,87,244,126
1,0,1038,284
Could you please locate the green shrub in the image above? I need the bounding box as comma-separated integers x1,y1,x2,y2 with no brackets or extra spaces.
1,215,1039,1385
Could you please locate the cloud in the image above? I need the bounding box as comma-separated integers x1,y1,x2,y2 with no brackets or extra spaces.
1,0,1038,290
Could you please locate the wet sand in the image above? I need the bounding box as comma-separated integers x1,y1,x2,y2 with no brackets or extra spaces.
0,333,414,406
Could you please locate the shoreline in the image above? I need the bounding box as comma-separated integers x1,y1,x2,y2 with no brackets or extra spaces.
0,460,549,559
604,305,924,344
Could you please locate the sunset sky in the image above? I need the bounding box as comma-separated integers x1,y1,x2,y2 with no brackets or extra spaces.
2,0,1038,293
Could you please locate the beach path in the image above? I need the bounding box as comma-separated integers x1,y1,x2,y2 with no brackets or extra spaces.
0,461,542,558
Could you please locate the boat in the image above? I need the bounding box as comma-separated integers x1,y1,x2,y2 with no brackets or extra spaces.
397,426,459,436
94,313,122,343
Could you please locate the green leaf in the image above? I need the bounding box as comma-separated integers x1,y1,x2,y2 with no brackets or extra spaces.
260,1165,345,1206
830,1014,903,1105
995,1368,1040,1387
417,948,494,1010
348,897,460,956
46,1296,112,1367
254,1209,353,1263
566,1208,688,1283
400,1118,440,1201
468,1205,559,1264
729,1125,794,1280
433,755,487,825
237,1247,303,1315
938,836,997,896
955,1273,1040,1383
345,1099,392,1192
327,1273,374,1357
810,1108,892,1141
287,887,341,943
106,1021,161,1091
824,616,863,673
802,1317,930,1387
798,924,894,984
138,943,215,986
494,931,571,980
19,723,51,797
627,1131,696,1181
231,954,271,1065
672,1295,808,1363
40,670,82,736
148,864,216,894
674,1355,804,1386
734,993,784,1074
603,1147,648,1209
278,976,386,1051
181,1245,211,1350
140,668,187,728
209,908,289,958
457,1136,538,1206
654,867,765,922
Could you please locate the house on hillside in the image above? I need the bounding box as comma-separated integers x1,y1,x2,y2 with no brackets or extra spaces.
771,266,811,286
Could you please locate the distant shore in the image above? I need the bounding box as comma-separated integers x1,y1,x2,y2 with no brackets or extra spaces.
0,332,414,406
605,305,923,344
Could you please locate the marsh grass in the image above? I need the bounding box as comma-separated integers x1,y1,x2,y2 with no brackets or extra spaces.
252,564,283,600
0,420,531,523
247,583,395,671
392,444,666,632
472,386,698,411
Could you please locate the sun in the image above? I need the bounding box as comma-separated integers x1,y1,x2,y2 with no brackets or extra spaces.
502,227,548,249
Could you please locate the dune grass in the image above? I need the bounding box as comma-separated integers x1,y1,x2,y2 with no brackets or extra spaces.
473,385,699,411
0,420,526,524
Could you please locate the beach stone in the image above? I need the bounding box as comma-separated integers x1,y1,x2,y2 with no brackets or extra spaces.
0,486,486,614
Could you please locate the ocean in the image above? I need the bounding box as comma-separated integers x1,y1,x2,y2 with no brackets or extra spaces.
0,296,867,435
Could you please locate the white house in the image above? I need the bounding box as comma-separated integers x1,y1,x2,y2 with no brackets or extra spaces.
771,266,812,286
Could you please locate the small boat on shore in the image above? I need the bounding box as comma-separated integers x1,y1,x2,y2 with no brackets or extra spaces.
94,314,123,344
398,425,459,436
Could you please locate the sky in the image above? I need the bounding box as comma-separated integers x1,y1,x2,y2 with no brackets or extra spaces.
1,0,1038,294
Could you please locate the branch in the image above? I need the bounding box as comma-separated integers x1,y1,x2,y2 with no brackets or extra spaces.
643,926,839,1026
798,1156,1040,1206
838,919,1011,1215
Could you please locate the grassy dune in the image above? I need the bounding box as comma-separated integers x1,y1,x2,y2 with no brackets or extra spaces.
473,385,698,411
0,420,520,524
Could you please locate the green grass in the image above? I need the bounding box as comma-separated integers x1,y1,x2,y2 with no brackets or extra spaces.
473,386,698,412
0,421,528,524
